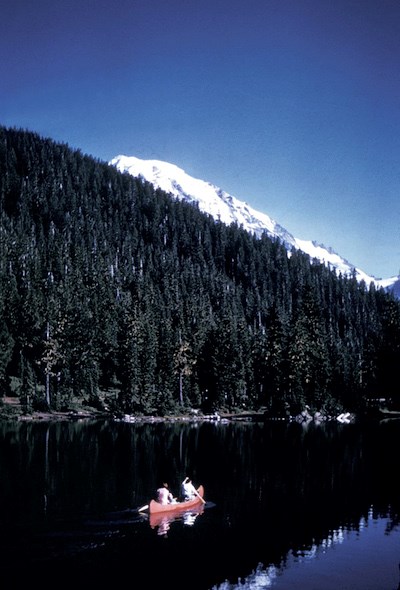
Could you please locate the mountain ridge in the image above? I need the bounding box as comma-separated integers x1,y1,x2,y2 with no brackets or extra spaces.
110,154,399,294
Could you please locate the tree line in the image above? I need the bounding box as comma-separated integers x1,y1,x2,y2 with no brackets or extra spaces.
1,126,399,417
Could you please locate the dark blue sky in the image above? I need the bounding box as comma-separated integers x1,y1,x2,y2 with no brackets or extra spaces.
2,0,400,278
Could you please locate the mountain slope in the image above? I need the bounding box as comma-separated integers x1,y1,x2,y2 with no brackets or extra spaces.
110,155,399,293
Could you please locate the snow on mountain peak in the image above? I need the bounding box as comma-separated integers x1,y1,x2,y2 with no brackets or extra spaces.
110,154,398,293
110,155,286,239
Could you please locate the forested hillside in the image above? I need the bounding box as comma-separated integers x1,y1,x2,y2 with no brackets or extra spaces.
1,126,399,417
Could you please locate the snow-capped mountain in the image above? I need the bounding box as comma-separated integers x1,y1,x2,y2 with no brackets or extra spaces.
110,155,399,294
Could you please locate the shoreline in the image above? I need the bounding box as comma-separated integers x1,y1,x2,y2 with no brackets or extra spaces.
0,396,271,424
1,396,370,425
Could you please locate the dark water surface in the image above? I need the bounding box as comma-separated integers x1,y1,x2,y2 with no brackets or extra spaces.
1,418,400,589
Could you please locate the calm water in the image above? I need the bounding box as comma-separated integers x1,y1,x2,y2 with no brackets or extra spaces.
1,418,400,589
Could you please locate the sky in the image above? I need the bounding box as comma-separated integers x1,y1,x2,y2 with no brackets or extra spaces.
1,0,400,279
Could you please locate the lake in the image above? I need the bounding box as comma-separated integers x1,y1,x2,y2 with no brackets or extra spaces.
1,417,399,589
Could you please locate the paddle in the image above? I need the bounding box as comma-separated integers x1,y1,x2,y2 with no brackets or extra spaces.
138,504,149,512
194,488,206,505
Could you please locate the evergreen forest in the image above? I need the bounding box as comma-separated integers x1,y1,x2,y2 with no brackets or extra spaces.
1,126,399,418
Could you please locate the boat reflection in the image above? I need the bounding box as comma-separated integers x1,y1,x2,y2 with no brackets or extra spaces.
149,504,205,537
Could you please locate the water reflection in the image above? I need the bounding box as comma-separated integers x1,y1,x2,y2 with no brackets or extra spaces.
212,506,400,590
1,419,400,589
149,505,205,536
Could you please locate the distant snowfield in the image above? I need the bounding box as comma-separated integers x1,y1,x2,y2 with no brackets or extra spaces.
110,155,399,293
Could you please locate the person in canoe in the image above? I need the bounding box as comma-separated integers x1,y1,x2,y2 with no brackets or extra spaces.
181,476,197,501
156,482,175,505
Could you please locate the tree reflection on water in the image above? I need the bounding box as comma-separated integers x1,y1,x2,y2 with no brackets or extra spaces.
1,419,400,589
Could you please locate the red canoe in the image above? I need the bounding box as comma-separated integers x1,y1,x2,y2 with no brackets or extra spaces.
149,503,205,530
149,485,205,515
